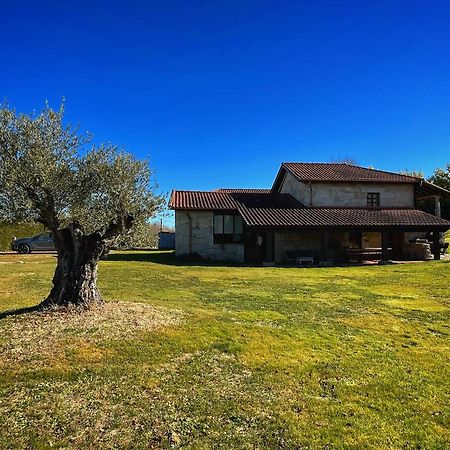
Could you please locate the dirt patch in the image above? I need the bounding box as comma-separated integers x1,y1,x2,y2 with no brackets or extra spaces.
0,301,183,368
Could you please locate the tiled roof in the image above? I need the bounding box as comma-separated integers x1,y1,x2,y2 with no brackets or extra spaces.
230,192,303,209
238,207,450,230
279,162,419,183
169,190,302,210
169,189,450,230
168,190,239,210
416,180,450,198
215,188,271,193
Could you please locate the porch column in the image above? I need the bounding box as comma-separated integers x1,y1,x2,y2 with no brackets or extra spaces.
381,231,389,261
432,230,441,260
434,196,441,217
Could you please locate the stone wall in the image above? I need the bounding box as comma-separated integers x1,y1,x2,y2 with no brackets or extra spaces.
175,210,244,261
279,171,311,205
402,242,433,260
279,171,415,207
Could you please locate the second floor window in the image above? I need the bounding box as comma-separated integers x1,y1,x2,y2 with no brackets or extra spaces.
367,192,380,207
214,213,243,244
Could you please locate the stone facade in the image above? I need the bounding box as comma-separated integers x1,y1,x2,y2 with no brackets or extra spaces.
173,171,442,262
279,171,414,207
175,210,244,261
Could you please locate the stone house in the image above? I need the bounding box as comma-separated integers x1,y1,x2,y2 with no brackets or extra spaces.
169,163,450,264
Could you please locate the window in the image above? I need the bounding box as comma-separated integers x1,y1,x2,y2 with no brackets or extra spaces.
224,215,233,234
213,215,223,234
367,192,380,207
35,232,51,241
213,213,243,244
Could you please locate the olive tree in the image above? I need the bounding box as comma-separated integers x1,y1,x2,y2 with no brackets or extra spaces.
0,103,164,308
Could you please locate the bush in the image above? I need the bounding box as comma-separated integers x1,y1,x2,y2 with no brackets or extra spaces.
0,222,45,251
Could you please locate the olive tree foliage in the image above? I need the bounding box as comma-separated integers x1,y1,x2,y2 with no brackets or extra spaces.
115,220,161,249
0,103,164,308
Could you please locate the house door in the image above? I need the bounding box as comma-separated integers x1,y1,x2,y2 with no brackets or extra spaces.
245,231,265,264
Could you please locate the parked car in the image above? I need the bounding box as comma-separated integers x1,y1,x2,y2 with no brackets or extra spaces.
11,232,55,253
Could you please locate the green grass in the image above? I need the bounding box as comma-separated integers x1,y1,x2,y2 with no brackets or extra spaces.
0,251,449,449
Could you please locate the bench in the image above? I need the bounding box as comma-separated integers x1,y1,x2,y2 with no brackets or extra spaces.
286,250,317,266
295,256,314,266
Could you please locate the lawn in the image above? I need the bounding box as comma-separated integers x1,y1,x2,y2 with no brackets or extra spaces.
0,251,449,449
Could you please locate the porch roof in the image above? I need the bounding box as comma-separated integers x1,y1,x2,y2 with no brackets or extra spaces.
415,180,450,199
238,206,450,231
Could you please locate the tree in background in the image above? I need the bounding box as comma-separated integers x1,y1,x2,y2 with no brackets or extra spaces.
400,166,450,220
0,103,164,309
400,169,424,178
429,164,450,219
329,157,358,165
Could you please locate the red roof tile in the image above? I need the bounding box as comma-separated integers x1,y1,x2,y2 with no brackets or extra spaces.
169,190,302,210
169,190,239,210
278,163,419,184
215,188,271,193
416,180,450,198
170,190,450,230
230,192,303,209
238,207,450,230
170,159,450,231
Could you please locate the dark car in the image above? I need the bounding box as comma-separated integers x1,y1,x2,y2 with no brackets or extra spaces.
11,232,56,254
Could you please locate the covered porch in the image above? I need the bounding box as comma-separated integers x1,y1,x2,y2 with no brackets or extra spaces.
240,204,450,266
244,228,445,265
238,200,450,266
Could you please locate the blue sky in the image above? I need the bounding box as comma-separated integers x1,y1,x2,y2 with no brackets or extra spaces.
2,1,450,225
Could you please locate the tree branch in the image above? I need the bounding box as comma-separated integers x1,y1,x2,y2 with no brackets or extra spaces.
102,213,134,240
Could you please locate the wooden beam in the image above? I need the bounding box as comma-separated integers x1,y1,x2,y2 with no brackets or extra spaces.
432,230,441,260
322,230,330,262
381,231,389,261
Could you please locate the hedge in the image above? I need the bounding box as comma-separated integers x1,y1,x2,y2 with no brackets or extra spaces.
0,222,45,252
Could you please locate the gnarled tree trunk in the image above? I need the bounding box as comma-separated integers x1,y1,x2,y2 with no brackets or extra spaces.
40,223,108,309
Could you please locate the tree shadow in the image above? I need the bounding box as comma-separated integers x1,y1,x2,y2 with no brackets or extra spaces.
0,304,42,320
104,250,247,267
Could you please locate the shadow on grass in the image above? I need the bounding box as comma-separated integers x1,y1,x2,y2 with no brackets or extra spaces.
0,304,41,320
105,250,248,267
